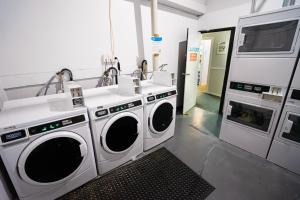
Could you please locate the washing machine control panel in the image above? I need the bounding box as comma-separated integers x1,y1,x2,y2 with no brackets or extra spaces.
156,90,177,100
1,129,26,144
28,115,86,135
230,82,270,94
109,100,142,114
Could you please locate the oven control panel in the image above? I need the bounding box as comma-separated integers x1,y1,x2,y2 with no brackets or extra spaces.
28,115,86,135
156,90,177,100
109,100,142,114
230,82,270,94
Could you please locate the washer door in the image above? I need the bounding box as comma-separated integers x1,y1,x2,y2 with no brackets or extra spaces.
102,112,140,154
18,131,88,185
149,100,174,134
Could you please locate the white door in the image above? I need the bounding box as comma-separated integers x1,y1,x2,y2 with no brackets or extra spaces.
183,28,202,114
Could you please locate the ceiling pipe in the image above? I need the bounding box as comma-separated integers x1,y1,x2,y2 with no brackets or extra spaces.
250,0,256,13
151,0,159,71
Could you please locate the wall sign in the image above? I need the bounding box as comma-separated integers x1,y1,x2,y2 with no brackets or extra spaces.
190,53,198,61
217,41,227,55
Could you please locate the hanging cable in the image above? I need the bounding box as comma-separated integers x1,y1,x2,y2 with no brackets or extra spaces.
36,68,73,96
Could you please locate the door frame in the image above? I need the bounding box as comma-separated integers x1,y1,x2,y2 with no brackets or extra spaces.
199,27,236,114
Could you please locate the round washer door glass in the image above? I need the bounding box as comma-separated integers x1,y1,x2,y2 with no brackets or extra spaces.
104,114,139,153
151,102,174,133
19,132,87,184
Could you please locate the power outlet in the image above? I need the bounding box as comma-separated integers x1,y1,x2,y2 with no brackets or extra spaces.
102,55,115,65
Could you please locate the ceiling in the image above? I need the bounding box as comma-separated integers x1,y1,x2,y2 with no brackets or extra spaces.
194,0,208,5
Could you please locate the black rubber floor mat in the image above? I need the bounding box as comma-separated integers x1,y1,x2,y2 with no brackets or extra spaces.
59,148,215,200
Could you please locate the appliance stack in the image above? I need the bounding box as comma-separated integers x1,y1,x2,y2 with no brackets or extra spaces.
0,71,177,200
220,5,300,167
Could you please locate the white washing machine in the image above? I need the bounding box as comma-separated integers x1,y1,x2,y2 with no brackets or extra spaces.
0,96,97,200
268,61,300,175
141,80,177,151
83,86,144,175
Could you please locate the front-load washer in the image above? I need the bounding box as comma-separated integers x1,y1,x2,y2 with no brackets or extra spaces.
0,95,97,200
268,62,300,175
83,86,144,175
141,80,177,151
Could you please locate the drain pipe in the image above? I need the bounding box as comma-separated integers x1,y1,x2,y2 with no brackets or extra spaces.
151,0,159,71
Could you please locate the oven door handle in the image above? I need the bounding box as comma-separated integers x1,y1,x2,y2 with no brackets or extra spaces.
283,119,293,134
238,33,246,47
227,105,233,116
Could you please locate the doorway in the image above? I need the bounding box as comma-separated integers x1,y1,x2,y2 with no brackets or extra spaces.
176,27,235,138
196,29,234,114
177,27,235,115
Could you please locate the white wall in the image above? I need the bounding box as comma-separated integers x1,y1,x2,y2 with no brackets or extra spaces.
0,0,142,88
0,0,200,99
199,0,300,30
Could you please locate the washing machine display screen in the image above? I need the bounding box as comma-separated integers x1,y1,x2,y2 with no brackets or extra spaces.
147,96,155,102
24,137,84,183
156,90,177,100
105,116,139,152
95,109,108,118
152,103,174,133
1,130,26,143
28,115,85,135
109,100,142,113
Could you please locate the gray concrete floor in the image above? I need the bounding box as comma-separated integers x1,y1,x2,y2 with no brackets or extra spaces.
161,107,300,200
188,107,222,138
196,92,220,114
